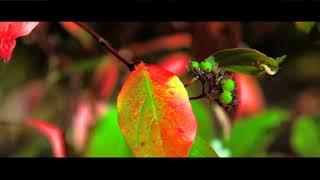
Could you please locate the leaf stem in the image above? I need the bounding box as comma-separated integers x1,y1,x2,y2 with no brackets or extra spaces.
184,77,198,88
210,102,231,140
74,22,135,71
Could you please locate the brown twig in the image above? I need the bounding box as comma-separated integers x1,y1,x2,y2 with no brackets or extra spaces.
184,77,198,88
74,22,135,71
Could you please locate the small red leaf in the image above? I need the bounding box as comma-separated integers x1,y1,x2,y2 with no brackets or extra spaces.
117,62,197,157
0,22,39,62
26,119,66,157
234,73,265,120
159,53,190,76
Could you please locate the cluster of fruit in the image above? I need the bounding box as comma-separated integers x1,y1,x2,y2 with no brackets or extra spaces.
189,56,235,106
219,79,235,106
190,56,218,73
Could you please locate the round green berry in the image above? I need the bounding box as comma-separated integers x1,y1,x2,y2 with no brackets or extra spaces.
200,61,213,72
221,79,235,92
205,56,216,67
219,91,233,105
191,61,200,71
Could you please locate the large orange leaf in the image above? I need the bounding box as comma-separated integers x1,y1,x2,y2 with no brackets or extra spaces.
117,63,197,157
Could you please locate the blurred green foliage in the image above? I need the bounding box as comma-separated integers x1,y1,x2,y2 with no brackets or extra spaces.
86,105,132,157
227,109,289,157
291,116,320,157
0,22,319,157
188,136,218,157
191,101,215,142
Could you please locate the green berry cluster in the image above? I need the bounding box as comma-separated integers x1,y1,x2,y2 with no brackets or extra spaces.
189,55,235,108
219,79,235,106
190,56,217,73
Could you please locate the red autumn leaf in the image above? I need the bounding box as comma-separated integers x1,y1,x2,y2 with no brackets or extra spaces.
117,62,197,157
92,58,119,99
159,52,190,76
233,73,265,120
0,22,39,62
25,119,66,157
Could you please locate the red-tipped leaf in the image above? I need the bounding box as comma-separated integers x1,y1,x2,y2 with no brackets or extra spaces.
26,119,66,157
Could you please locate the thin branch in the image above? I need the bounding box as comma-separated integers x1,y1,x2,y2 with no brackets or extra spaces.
74,22,135,71
184,77,198,88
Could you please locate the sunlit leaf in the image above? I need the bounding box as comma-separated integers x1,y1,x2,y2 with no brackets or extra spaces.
227,109,288,157
86,105,132,157
291,116,320,157
117,62,197,157
188,136,218,157
295,22,316,34
213,48,284,76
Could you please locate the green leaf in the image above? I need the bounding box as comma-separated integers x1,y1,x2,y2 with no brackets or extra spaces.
188,136,218,157
291,116,320,157
295,22,316,34
117,63,197,157
191,101,215,142
227,109,289,157
213,48,283,76
86,105,132,157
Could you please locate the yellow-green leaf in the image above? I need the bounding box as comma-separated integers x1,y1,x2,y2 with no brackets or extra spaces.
117,63,197,157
